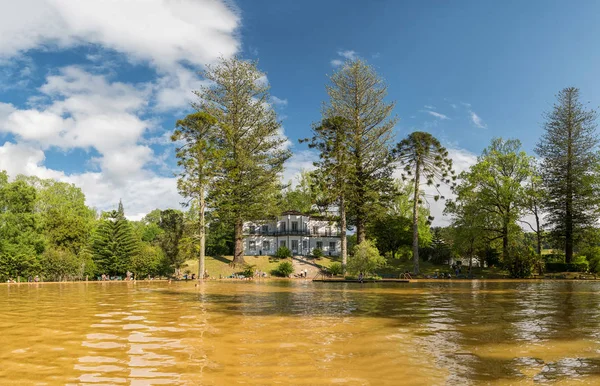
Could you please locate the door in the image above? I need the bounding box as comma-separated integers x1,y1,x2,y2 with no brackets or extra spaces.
291,240,298,254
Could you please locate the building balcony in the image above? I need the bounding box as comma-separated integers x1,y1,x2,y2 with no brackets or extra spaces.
244,230,340,237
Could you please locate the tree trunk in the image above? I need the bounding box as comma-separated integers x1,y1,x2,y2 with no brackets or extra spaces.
233,218,245,265
535,211,542,257
198,192,206,281
412,165,420,275
340,196,347,273
502,220,509,263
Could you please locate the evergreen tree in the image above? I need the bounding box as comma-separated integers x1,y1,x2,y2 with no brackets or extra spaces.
535,87,600,263
324,59,397,244
158,209,185,274
194,57,291,265
302,117,351,270
92,206,139,276
394,132,455,274
172,111,219,279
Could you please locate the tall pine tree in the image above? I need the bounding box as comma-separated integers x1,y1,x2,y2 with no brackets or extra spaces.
194,57,291,265
324,59,397,244
536,87,600,263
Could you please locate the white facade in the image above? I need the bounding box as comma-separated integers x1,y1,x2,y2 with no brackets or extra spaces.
243,211,341,256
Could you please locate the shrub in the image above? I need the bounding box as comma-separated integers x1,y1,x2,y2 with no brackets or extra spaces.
240,264,256,277
505,244,539,278
545,262,588,273
275,246,292,259
580,246,600,273
328,262,343,276
273,261,294,277
347,240,386,276
312,248,324,258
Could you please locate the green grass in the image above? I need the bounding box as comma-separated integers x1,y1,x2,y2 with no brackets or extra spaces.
181,255,509,279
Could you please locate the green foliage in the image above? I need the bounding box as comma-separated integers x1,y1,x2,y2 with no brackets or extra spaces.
240,264,256,277
423,227,453,264
158,209,185,270
130,244,166,278
275,246,292,259
91,207,139,276
545,262,589,273
394,132,455,274
40,248,79,281
273,261,294,277
196,57,292,265
281,171,317,213
536,87,600,263
312,248,324,258
347,240,386,276
504,243,539,278
328,262,343,275
324,60,397,243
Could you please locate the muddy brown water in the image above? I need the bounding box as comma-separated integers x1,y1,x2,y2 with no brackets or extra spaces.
1,280,600,385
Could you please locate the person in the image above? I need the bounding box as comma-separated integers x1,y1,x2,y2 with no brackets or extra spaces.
34,275,39,283
304,269,308,278
191,273,196,280
358,272,364,283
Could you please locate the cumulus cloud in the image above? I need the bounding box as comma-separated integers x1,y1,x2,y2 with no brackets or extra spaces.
271,96,288,107
0,0,242,218
282,150,318,186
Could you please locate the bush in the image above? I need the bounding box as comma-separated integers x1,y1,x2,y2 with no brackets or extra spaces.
580,246,600,273
328,262,343,275
543,253,566,263
273,261,294,277
545,262,588,273
312,248,324,258
505,244,539,278
240,264,256,277
347,240,386,276
275,246,292,259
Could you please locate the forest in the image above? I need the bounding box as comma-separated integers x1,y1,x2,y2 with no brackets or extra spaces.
2,57,600,281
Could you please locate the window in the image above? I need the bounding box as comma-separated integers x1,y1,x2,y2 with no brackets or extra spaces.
313,226,319,235
262,225,269,233
249,225,256,234
280,240,286,248
302,240,308,250
292,221,298,231
249,240,256,251
262,240,270,251
329,242,336,252
291,240,298,252
280,222,286,232
316,241,323,249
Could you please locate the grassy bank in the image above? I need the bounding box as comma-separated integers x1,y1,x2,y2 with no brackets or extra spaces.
181,255,511,279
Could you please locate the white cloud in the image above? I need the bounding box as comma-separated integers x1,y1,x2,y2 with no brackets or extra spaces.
0,0,240,71
469,111,487,128
424,110,450,120
338,50,358,60
282,150,318,186
331,50,359,67
450,103,457,109
424,105,435,110
271,96,288,107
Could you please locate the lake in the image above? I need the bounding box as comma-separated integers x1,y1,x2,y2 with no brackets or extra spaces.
1,280,600,385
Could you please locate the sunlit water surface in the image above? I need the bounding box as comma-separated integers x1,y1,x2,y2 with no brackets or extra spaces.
2,280,600,385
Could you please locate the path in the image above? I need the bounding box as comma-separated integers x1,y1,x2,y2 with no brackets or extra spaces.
291,256,322,279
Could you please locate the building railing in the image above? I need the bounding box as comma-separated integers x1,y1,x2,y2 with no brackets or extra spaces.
245,229,340,237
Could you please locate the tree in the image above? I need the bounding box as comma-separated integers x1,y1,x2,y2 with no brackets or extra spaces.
324,59,397,244
535,87,600,263
0,178,44,280
347,240,386,276
195,57,291,265
302,116,351,271
91,205,139,276
158,209,185,275
172,111,220,280
452,138,531,264
281,170,316,214
445,194,486,274
520,163,545,257
394,131,455,275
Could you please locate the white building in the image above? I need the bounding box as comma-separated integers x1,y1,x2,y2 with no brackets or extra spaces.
243,211,341,256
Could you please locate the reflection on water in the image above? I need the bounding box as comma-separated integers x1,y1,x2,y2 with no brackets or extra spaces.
2,280,600,384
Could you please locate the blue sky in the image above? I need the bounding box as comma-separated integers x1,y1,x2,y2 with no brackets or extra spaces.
0,0,599,222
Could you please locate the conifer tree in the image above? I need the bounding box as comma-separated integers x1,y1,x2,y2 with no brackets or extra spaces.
536,87,600,263
92,203,139,276
324,59,397,244
394,132,455,274
194,57,291,265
